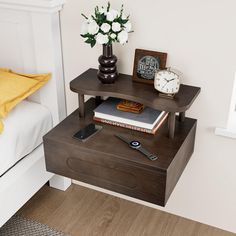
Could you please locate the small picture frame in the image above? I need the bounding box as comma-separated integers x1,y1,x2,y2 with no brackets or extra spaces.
132,48,167,84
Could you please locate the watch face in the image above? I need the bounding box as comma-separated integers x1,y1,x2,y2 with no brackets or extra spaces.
154,70,180,94
129,140,141,149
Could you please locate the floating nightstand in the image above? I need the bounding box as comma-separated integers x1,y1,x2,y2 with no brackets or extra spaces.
43,68,200,206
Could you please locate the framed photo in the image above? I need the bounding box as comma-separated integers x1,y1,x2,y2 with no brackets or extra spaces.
132,49,167,84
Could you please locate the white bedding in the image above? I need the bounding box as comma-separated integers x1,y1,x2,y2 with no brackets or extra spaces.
0,100,52,176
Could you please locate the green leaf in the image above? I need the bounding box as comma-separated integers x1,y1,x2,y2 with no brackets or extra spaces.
81,33,90,38
85,38,92,44
84,37,96,48
95,6,99,18
107,2,110,12
120,4,124,15
121,19,129,24
91,39,96,48
91,15,96,21
81,13,88,19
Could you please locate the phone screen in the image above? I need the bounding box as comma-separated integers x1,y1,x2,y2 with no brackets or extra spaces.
73,123,102,141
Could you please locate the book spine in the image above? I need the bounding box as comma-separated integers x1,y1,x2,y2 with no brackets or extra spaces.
93,117,155,134
94,110,168,130
151,113,168,133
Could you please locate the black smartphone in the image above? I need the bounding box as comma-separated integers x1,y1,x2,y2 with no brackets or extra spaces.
73,123,102,142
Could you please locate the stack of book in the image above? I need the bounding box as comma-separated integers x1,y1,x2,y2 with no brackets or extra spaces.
93,98,168,134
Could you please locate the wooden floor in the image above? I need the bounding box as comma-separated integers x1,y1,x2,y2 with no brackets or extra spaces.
18,184,234,236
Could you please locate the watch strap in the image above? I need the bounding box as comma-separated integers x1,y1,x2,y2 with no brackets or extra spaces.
138,146,158,161
115,134,158,161
115,134,130,145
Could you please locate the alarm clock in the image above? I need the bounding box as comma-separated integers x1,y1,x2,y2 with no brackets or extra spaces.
154,68,180,98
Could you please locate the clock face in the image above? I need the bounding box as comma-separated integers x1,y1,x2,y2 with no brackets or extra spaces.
154,70,180,94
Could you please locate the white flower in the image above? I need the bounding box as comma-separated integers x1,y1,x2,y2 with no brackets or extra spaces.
110,33,116,39
87,20,99,35
106,9,119,21
118,30,128,44
101,23,111,33
112,22,121,32
96,33,109,44
81,21,89,35
124,21,132,32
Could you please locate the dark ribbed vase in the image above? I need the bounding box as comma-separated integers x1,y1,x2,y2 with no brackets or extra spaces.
97,44,118,84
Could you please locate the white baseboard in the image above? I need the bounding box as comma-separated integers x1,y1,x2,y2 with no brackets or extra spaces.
215,128,236,139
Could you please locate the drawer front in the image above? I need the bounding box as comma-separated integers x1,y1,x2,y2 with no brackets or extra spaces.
44,140,166,206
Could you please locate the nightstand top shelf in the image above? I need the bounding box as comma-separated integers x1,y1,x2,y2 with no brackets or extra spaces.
70,68,200,112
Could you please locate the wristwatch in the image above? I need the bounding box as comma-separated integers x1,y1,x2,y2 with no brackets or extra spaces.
115,134,158,161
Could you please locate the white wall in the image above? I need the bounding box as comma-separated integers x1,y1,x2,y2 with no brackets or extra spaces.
60,0,236,233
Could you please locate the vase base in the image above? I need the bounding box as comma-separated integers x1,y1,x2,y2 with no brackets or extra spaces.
97,44,118,84
97,71,118,84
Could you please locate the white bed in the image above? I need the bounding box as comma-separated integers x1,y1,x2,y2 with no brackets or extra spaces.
0,100,52,177
0,0,71,227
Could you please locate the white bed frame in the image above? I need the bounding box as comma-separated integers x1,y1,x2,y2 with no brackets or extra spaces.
0,0,71,227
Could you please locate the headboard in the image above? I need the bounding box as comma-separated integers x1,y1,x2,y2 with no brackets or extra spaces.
0,0,66,125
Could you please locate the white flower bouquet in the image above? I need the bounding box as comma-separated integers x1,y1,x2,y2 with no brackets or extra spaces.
81,2,132,47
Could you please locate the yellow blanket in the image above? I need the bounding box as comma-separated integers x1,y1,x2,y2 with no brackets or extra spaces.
0,68,51,133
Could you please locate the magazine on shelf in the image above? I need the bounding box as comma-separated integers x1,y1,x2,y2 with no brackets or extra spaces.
94,97,168,130
93,112,168,134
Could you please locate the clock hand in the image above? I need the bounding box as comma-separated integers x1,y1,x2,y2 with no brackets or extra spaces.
165,78,175,82
162,81,168,89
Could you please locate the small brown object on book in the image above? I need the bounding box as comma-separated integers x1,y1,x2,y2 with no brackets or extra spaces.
117,99,144,113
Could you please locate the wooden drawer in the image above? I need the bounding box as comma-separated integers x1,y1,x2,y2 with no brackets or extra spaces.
43,99,197,206
44,140,166,205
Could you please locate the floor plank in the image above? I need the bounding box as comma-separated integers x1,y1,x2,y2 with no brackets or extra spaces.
18,184,235,236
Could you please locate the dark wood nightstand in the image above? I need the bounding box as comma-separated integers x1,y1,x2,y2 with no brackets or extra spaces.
43,68,200,206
